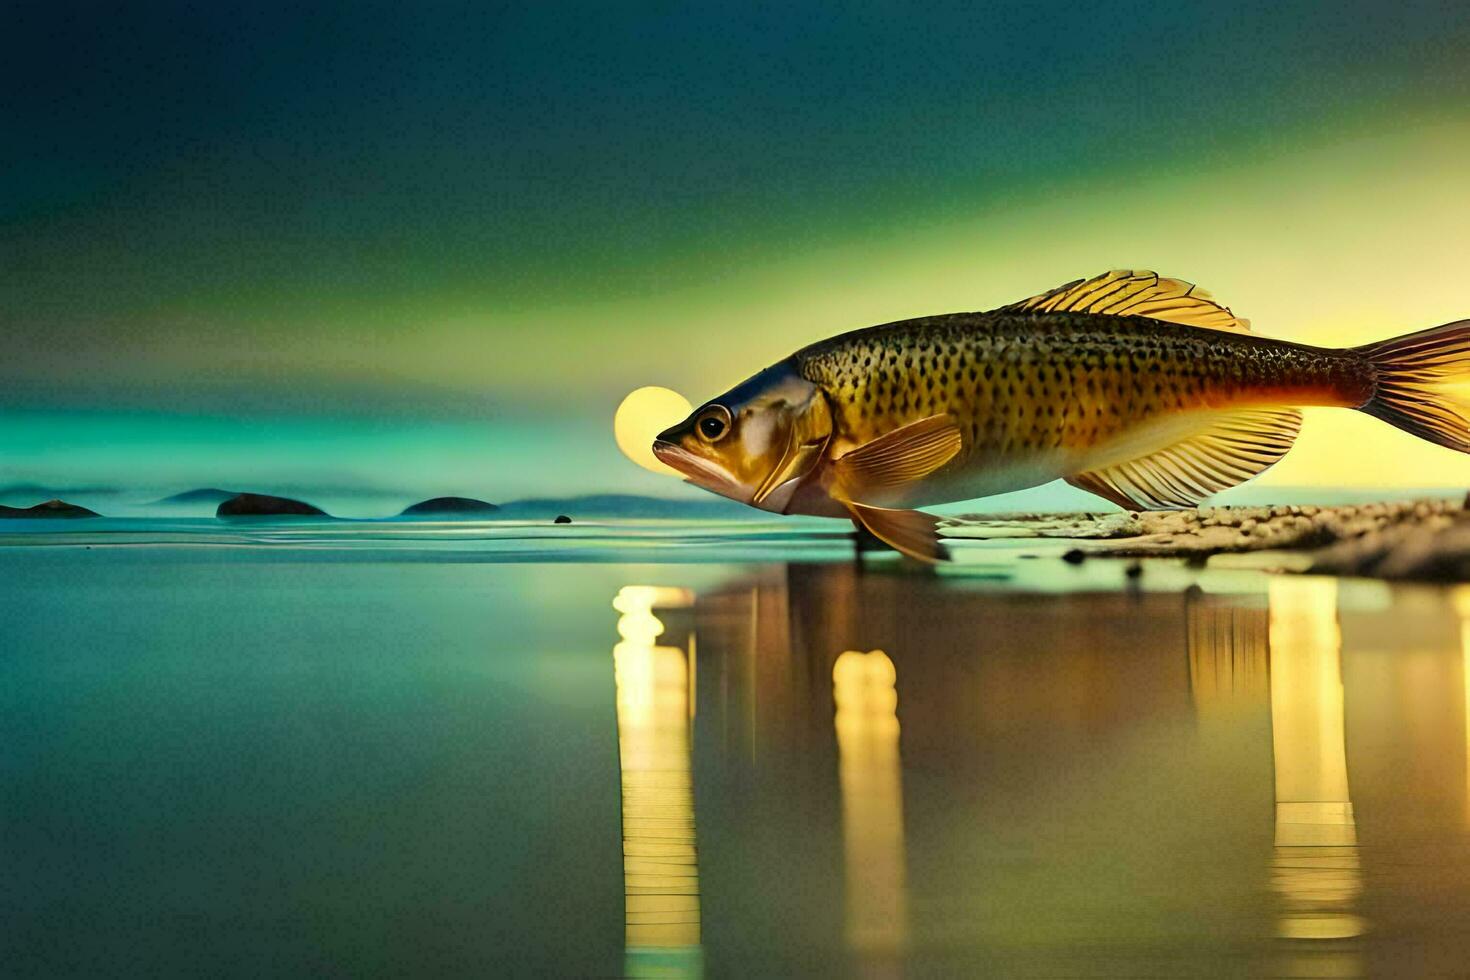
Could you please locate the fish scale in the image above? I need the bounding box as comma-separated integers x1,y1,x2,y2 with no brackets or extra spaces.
795,312,1373,462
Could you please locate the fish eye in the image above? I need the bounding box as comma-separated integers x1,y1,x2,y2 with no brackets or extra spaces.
696,406,731,442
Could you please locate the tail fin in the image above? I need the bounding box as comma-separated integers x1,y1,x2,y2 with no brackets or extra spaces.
1356,318,1470,453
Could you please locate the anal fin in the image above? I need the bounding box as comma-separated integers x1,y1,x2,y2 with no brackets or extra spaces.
1066,408,1303,510
846,501,949,564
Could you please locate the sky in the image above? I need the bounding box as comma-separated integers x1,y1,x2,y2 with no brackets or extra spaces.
4,1,1470,502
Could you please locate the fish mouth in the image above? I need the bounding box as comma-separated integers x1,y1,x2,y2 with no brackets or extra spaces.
652,440,715,480
652,439,685,470
652,440,747,501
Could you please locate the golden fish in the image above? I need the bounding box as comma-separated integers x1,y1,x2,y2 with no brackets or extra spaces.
653,270,1470,562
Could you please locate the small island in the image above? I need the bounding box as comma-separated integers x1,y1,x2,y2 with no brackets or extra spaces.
0,499,100,519
398,496,500,517
216,493,328,517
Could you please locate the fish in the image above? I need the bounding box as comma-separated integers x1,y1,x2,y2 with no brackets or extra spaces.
653,270,1470,562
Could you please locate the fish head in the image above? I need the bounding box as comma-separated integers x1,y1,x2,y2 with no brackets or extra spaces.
653,361,833,512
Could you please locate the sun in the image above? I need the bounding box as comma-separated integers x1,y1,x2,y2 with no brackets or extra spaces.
614,386,694,476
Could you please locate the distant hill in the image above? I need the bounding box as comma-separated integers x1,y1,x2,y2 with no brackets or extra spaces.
493,493,757,520
153,488,240,505
0,483,117,500
140,488,752,519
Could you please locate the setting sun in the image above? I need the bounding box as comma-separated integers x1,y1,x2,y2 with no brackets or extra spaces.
614,386,693,476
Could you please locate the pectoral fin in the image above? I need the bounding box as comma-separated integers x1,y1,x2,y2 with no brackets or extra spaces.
845,501,949,564
832,413,963,500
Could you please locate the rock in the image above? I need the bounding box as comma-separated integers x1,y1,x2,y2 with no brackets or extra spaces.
1309,520,1470,581
553,514,572,524
1061,548,1086,565
398,496,499,517
0,498,100,519
216,493,327,518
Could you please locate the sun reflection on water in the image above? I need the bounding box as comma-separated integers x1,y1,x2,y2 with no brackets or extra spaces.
1268,577,1366,964
832,649,908,963
613,585,702,979
1455,587,1470,832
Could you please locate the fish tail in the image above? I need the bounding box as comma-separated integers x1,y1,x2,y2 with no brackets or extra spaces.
1355,318,1470,452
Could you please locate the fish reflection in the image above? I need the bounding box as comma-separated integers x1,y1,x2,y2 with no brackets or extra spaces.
1185,589,1269,719
833,649,908,962
1268,578,1365,950
612,586,703,979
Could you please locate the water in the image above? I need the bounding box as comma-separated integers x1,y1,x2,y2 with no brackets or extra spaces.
4,524,1470,976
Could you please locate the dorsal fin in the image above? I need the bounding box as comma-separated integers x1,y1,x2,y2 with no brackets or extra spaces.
998,270,1252,335
1065,408,1302,510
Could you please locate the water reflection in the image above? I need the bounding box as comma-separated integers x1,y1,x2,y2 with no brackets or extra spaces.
1458,587,1470,831
1268,578,1366,980
612,586,702,979
603,567,1470,975
1186,588,1269,719
833,649,908,961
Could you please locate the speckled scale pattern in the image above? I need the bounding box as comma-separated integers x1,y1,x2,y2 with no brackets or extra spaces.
793,311,1374,459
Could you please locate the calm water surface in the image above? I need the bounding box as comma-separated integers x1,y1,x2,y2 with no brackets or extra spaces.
4,528,1470,977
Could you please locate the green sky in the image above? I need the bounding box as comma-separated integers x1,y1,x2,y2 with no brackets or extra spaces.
5,2,1470,497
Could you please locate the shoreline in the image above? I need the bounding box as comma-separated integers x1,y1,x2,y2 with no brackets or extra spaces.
1,498,1468,581
946,498,1470,580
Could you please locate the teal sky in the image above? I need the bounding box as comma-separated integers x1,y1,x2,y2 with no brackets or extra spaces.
5,2,1470,498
